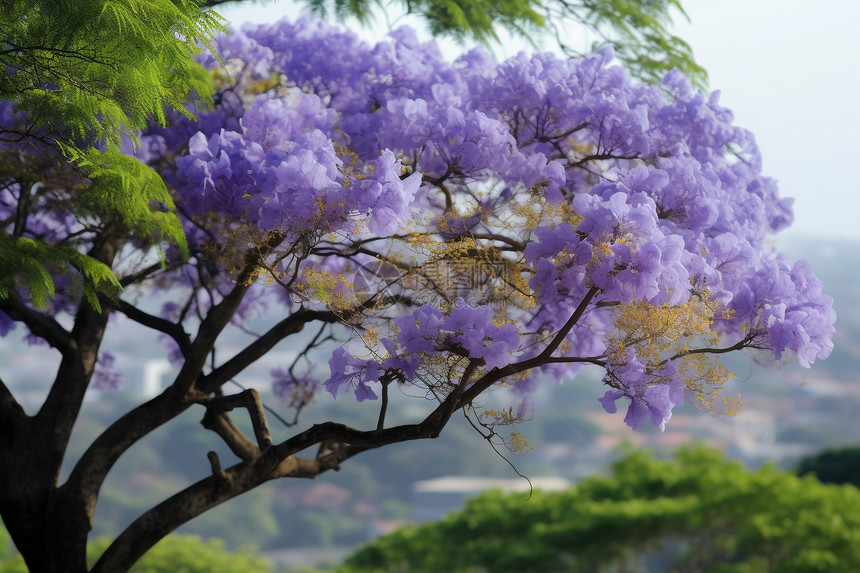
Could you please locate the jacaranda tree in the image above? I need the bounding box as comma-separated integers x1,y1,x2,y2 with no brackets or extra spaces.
0,12,835,573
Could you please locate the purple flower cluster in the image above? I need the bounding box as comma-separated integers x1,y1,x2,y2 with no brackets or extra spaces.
2,14,834,432
169,91,420,240
159,17,833,429
727,254,835,368
597,350,685,430
526,187,691,307
326,303,520,400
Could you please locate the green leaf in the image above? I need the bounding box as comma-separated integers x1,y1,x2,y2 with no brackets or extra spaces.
0,231,121,311
67,147,189,257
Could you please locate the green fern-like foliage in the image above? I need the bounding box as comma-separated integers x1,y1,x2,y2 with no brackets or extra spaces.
1,0,224,145
557,0,707,88
0,232,121,311
305,0,543,43
298,0,705,87
407,0,544,43
64,147,189,257
0,0,224,307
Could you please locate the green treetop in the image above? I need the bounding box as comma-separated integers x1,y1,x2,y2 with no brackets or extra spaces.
1,0,222,148
342,446,860,572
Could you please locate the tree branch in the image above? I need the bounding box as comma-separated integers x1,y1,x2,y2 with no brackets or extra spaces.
457,287,602,407
0,296,73,357
90,349,492,572
62,233,287,524
667,331,765,362
537,286,600,360
90,459,272,573
204,413,259,462
201,389,272,454
265,408,455,465
85,280,598,548
172,232,287,396
34,230,124,466
197,308,339,394
108,298,192,357
92,435,361,572
376,381,390,431
117,261,172,287
59,386,193,524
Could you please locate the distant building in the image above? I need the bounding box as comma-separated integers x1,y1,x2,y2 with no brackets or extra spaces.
122,359,173,398
412,475,571,521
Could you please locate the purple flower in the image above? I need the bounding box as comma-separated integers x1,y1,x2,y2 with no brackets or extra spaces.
394,306,446,355
272,368,318,408
596,350,685,430
325,346,380,401
92,352,124,391
443,305,520,369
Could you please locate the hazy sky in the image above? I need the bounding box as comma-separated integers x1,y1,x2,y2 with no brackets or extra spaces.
216,0,860,239
675,2,860,241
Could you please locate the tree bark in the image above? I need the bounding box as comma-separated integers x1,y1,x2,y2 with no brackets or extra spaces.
0,411,91,573
0,234,122,572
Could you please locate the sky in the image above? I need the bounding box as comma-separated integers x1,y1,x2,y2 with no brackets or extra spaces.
216,0,860,240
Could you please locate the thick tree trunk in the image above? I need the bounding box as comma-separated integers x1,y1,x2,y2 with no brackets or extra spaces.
0,417,90,572
0,234,122,571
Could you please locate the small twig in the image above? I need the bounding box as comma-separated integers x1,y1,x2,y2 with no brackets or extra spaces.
228,378,294,430
462,409,534,499
207,451,227,481
377,381,389,431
